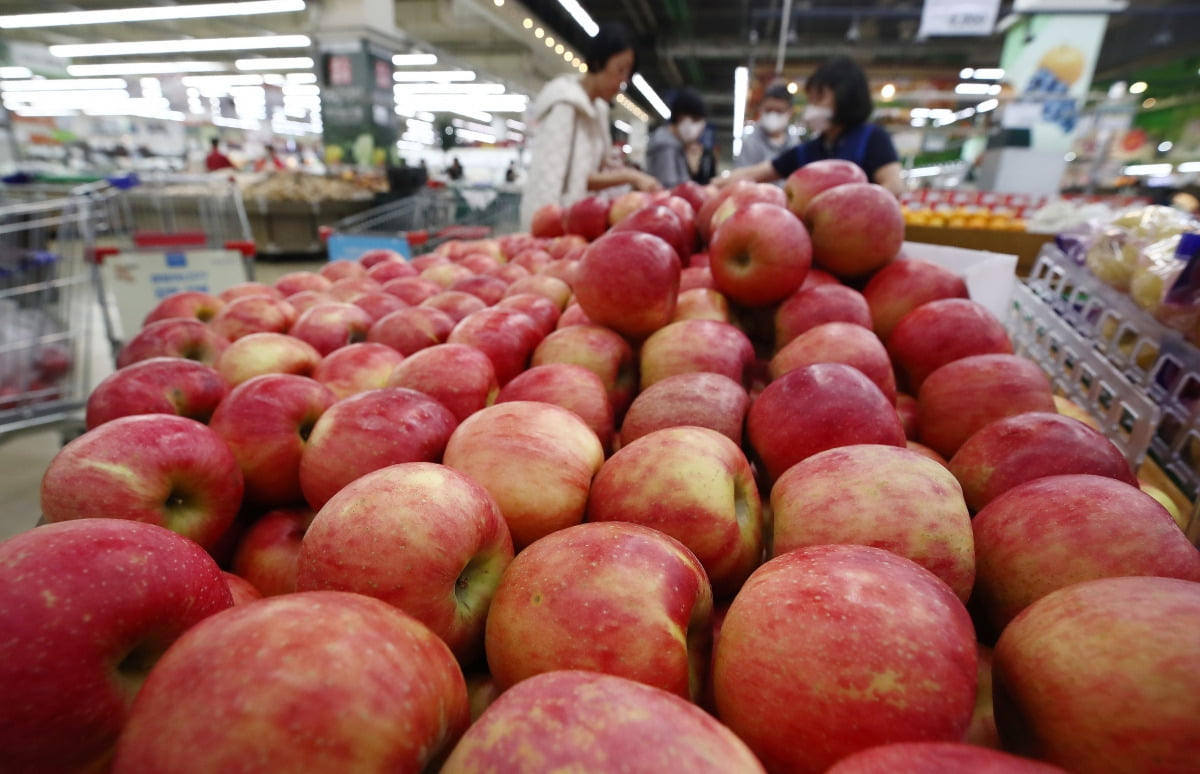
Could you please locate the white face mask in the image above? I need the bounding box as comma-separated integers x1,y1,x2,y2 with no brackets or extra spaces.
803,104,833,134
677,118,706,143
759,110,791,134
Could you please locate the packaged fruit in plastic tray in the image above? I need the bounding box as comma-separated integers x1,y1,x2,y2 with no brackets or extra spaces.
1131,233,1200,344
1084,205,1199,291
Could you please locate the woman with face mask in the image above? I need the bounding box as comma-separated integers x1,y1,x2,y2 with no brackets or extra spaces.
646,87,711,188
520,21,662,230
735,83,797,169
721,57,904,196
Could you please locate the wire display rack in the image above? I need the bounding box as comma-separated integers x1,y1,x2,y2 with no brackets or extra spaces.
323,186,522,260
0,187,100,442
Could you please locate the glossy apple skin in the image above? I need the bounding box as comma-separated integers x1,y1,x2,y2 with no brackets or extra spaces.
775,283,872,348
887,298,1013,393
769,321,897,404
443,401,604,550
710,201,813,307
589,426,764,599
573,231,681,340
532,324,638,422
231,505,316,596
863,258,970,342
441,671,766,774
297,462,514,665
41,414,244,550
496,363,614,452
485,522,713,700
387,343,499,423
299,387,458,511
447,307,544,386
804,182,904,279
287,301,374,356
784,159,868,218
213,332,323,386
209,374,337,508
993,577,1200,774
368,305,456,356
640,318,755,391
825,742,1067,774
143,290,225,326
116,318,229,368
0,519,233,774
714,545,977,774
770,443,975,602
971,474,1200,632
111,591,470,774
312,342,405,400
619,372,750,448
85,357,229,429
209,295,297,341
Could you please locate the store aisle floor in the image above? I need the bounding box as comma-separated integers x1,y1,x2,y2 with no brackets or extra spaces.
0,257,326,542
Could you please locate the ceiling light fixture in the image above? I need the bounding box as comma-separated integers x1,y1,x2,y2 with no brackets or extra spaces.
0,77,128,91
0,67,32,79
1129,81,1148,94
50,35,312,58
0,0,304,29
880,83,896,100
556,0,599,37
236,57,314,71
393,70,477,82
67,61,226,76
631,73,670,120
393,53,438,66
955,83,993,95
732,66,748,158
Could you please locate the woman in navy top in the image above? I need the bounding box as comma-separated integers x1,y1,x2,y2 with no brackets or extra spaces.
722,57,904,196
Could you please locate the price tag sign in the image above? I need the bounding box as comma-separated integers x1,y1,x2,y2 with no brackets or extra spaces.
918,0,1001,37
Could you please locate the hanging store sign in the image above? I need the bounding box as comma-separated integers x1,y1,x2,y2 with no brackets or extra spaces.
918,0,1002,37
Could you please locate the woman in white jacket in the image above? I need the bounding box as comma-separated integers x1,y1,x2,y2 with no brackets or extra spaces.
520,22,661,229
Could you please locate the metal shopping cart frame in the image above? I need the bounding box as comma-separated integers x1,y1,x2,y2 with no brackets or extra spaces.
321,185,522,260
87,174,258,351
0,187,101,442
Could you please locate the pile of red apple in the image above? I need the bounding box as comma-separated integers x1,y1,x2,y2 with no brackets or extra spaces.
3,160,1199,774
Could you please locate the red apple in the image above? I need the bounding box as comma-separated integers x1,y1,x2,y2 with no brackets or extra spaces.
116,318,229,368
496,363,614,452
455,252,499,275
532,324,638,421
441,671,765,774
673,288,732,323
447,307,543,386
443,401,604,550
769,321,897,404
421,290,488,324
565,195,612,241
273,271,332,297
640,319,755,390
972,474,1200,631
231,505,316,596
949,411,1138,512
483,262,530,285
41,414,244,550
619,372,750,448
710,202,812,307
485,521,712,699
298,387,458,511
283,288,332,316
917,354,1056,460
318,259,368,282
368,305,456,356
888,298,1013,392
993,577,1200,773
555,302,593,328
143,290,224,326
825,742,1066,773
412,253,450,272
805,182,904,279
503,274,572,310
449,275,509,306
897,392,919,439
111,591,470,773
382,276,442,305
310,342,404,400
708,182,788,235
714,545,977,774
863,258,970,341
784,158,869,218
351,290,409,322
213,331,322,385
611,203,691,264
0,519,233,774
589,426,763,598
494,293,561,338
365,259,418,283
775,284,872,348
608,190,651,225
327,276,382,303
217,281,284,303
680,265,715,292
287,301,373,356
672,180,710,214
530,202,566,238
297,462,513,664
510,247,554,274
748,362,907,483
421,263,475,290
209,294,297,341
85,357,229,429
770,443,975,601
387,343,498,423
221,571,261,605
801,266,841,288
574,231,681,339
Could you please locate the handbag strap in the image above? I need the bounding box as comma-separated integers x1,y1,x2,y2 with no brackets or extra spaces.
562,116,578,196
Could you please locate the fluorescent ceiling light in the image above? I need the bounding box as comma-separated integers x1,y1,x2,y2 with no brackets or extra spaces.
505,119,524,130
614,119,632,133
182,74,266,87
393,70,476,82
973,68,1005,80
905,166,943,178
1,0,304,29
456,127,497,143
0,78,127,91
404,95,526,113
0,67,32,79
287,73,318,84
50,35,311,58
393,53,438,66
1123,163,1172,176
282,84,320,96
631,73,670,120
976,99,1000,112
955,82,993,95
68,61,226,76
394,83,505,95
732,66,748,159
236,57,314,71
556,0,599,36
1014,0,1127,12
1129,81,1148,94
1176,162,1200,173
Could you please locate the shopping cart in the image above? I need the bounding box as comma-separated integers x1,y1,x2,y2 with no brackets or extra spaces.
88,174,258,348
0,188,99,442
321,186,522,261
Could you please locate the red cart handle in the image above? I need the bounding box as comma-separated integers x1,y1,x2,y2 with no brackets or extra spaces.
225,240,257,258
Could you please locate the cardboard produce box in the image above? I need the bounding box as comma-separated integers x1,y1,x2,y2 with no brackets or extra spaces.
903,225,1055,277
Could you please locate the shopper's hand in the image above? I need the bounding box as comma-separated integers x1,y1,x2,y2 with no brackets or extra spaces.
629,170,664,192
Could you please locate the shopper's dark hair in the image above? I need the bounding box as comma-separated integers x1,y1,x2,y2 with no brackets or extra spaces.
210,137,220,148
668,87,707,123
806,56,873,127
763,83,794,105
585,21,636,74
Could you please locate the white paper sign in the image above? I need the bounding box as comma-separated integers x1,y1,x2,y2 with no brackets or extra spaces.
918,0,1002,37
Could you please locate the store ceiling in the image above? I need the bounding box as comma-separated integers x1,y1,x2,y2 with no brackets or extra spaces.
2,0,1198,138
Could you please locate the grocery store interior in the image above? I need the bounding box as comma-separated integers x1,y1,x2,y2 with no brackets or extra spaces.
1,0,1199,539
